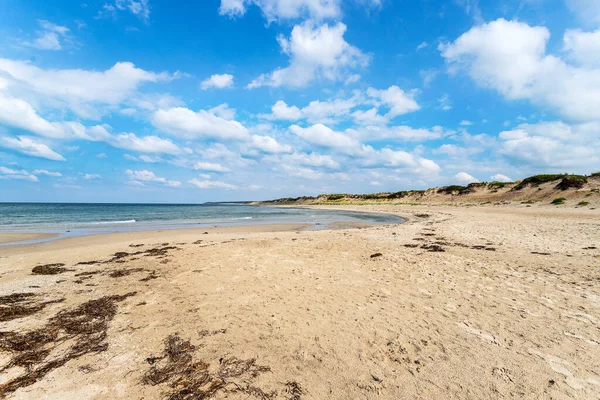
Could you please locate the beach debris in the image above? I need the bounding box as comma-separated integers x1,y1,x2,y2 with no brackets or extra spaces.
0,292,136,396
370,253,383,258
414,214,430,218
421,244,445,252
0,293,64,322
142,334,273,399
129,244,144,248
284,381,304,400
140,270,160,281
531,251,552,255
109,268,144,278
31,263,71,275
403,244,419,248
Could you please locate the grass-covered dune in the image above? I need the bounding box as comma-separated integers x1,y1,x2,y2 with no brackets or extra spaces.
260,172,600,207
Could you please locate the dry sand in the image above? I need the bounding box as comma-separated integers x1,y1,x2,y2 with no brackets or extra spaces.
0,205,599,399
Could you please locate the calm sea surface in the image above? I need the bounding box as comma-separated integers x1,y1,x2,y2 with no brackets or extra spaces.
0,203,403,243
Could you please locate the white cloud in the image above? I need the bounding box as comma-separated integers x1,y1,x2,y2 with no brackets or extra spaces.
126,169,180,187
287,152,340,169
279,164,323,180
28,20,70,51
152,107,249,140
440,18,600,123
0,166,39,182
189,178,238,189
437,94,452,111
250,135,293,153
460,120,473,126
219,0,341,21
267,100,302,120
97,152,108,158
563,29,600,68
84,173,102,180
248,22,368,88
366,86,420,118
208,104,236,120
0,136,66,161
109,132,181,155
99,0,151,22
193,162,231,172
565,0,600,26
0,59,177,119
347,125,449,142
454,172,478,184
290,124,359,150
491,173,512,182
33,169,62,177
497,121,600,169
201,74,234,90
416,41,428,50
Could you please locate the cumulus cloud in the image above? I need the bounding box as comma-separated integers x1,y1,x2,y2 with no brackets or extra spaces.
440,18,600,123
497,121,600,169
290,124,359,150
126,169,180,187
193,162,230,172
108,132,181,155
491,173,512,182
248,22,369,88
201,74,234,90
0,166,39,182
249,135,293,153
454,172,478,184
188,178,238,189
366,86,420,118
0,136,66,161
152,107,249,140
563,29,600,68
0,59,177,119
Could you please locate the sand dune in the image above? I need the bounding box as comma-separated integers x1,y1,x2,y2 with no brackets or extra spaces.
0,205,599,399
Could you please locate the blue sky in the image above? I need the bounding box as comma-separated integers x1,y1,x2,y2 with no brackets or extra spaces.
0,0,598,203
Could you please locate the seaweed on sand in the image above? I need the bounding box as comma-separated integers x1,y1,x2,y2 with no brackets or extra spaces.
143,334,274,399
31,263,71,275
0,292,136,396
0,293,64,322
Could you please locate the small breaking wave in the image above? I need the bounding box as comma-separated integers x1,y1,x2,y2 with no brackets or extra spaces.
88,219,137,225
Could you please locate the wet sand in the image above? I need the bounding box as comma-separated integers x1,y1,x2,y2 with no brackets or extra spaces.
0,205,599,399
0,232,59,245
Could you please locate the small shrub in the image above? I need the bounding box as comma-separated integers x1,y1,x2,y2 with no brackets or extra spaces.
327,194,345,201
590,171,600,178
551,197,566,205
521,199,538,204
513,174,566,190
438,185,473,195
577,201,589,206
555,175,587,190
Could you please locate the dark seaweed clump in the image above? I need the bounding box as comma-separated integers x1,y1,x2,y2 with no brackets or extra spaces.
0,292,136,396
143,334,274,400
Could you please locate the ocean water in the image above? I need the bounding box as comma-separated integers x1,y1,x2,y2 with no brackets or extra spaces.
0,203,403,243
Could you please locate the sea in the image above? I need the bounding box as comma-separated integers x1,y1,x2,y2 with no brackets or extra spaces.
0,203,404,244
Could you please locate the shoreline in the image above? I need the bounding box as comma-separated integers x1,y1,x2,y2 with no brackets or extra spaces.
0,204,598,399
0,206,404,247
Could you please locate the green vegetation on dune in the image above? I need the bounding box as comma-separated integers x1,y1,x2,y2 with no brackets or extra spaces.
513,174,568,190
551,197,567,205
555,175,588,190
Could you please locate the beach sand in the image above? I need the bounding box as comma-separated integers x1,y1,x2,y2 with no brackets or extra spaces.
0,232,59,245
0,205,599,399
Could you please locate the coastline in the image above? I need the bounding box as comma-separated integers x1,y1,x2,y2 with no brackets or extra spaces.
0,232,59,245
0,204,599,399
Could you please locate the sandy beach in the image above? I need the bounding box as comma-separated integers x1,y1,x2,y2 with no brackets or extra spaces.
0,233,59,245
1,204,599,399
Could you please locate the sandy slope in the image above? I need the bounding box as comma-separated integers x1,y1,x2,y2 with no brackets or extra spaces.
0,205,599,399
